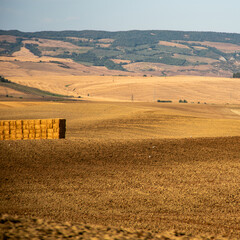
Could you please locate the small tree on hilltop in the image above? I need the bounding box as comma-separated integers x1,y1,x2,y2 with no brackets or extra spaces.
233,72,240,78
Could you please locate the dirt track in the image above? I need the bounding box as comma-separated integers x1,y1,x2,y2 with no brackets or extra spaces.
1,137,240,238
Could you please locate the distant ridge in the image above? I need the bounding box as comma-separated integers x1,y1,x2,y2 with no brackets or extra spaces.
0,29,240,77
1,29,240,44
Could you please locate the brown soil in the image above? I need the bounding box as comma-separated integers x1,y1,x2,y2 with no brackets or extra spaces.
1,101,240,239
0,137,240,238
0,214,231,239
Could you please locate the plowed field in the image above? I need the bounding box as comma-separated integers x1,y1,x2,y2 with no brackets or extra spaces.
1,101,240,238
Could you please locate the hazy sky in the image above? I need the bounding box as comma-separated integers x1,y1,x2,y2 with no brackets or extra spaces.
0,0,240,33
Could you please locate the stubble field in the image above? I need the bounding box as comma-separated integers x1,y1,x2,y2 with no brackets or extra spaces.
1,101,240,239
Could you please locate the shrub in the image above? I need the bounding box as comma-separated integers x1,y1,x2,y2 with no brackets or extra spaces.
233,72,240,78
157,100,172,103
179,99,188,103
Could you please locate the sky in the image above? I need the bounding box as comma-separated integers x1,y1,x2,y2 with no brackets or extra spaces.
0,0,240,33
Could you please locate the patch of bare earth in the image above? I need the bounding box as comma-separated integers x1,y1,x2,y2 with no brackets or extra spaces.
158,41,189,49
182,41,240,53
0,35,17,43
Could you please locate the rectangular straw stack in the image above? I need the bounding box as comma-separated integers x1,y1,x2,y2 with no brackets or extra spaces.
0,119,66,140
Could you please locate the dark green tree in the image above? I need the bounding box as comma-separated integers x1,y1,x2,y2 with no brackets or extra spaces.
233,72,240,78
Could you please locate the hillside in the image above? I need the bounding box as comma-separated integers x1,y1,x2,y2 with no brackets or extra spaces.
0,76,74,101
1,29,240,77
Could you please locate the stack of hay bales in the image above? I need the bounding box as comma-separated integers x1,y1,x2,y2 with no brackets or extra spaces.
0,119,66,140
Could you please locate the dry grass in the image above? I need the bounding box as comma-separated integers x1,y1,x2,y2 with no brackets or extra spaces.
123,61,232,77
4,75,239,104
0,86,30,98
186,41,240,53
0,101,240,140
158,41,190,49
0,35,17,43
173,54,219,64
23,38,82,50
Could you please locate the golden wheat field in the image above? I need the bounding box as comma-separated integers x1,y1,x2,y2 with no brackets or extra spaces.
0,45,239,103
1,74,239,104
0,101,240,239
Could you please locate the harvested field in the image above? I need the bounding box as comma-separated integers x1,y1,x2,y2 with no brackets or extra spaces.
185,41,240,53
0,35,17,43
1,75,239,104
0,101,240,239
0,101,240,140
0,137,240,239
158,41,189,49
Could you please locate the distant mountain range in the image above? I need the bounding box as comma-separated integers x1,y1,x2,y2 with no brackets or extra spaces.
1,29,240,77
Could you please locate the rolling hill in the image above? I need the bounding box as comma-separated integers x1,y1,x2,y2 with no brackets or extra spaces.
1,29,240,77
0,29,240,103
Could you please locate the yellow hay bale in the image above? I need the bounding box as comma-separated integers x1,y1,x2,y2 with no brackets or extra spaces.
3,125,9,131
40,124,46,129
35,132,41,138
53,128,59,133
29,133,35,139
47,132,53,138
41,129,47,135
46,119,53,128
16,129,22,134
16,120,22,125
23,129,29,134
35,124,41,130
47,129,54,133
23,134,29,139
3,121,9,126
34,119,41,125
53,132,59,139
4,135,10,140
23,120,29,125
4,130,9,135
29,129,35,134
10,129,16,135
23,125,28,130
28,123,35,130
53,119,60,124
41,133,47,139
16,134,23,139
40,119,47,124
10,121,16,130
10,134,16,140
1,118,66,140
